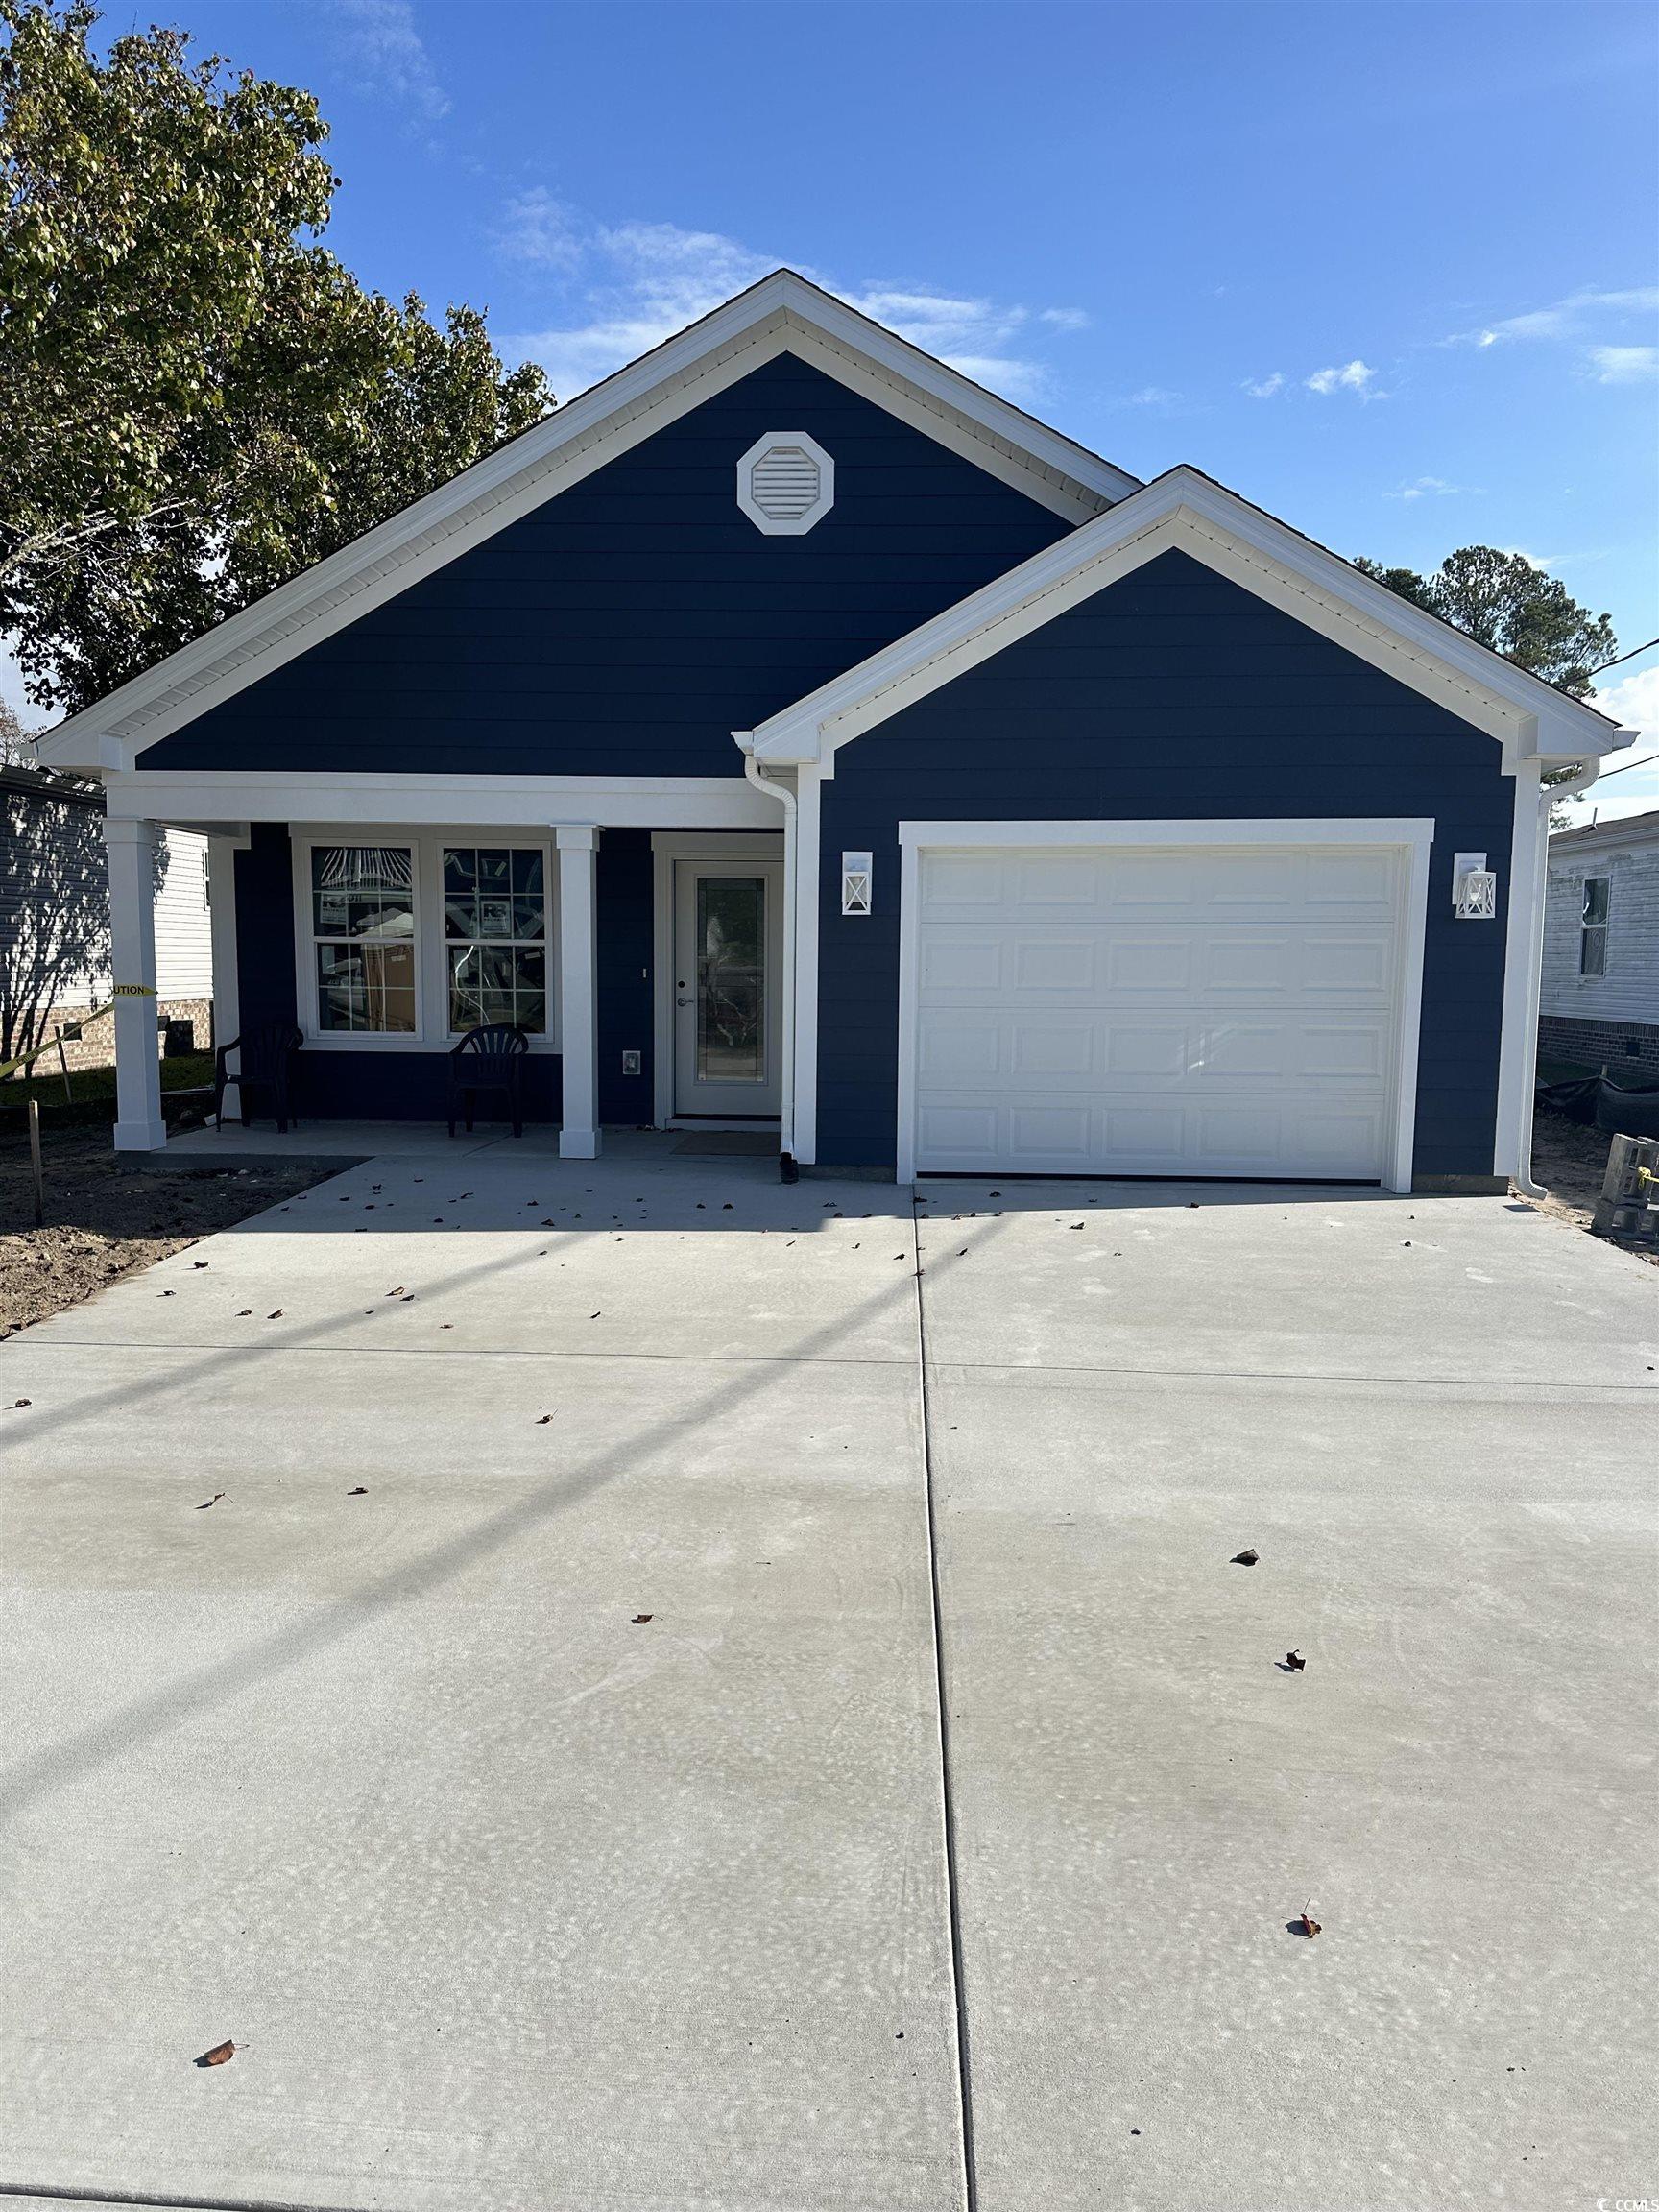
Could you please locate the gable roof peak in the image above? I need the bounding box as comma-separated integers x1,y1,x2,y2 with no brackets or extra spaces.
38,267,1137,771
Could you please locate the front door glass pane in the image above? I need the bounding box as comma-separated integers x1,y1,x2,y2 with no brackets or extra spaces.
697,878,764,1084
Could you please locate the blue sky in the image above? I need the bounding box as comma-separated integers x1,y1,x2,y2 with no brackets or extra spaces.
12,0,1658,816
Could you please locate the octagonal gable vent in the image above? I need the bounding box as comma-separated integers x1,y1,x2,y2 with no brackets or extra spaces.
738,433,834,535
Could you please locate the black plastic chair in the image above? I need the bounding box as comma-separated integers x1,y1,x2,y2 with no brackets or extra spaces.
448,1023,530,1138
213,1024,302,1132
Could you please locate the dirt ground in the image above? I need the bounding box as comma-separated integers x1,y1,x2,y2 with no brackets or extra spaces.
0,1123,322,1340
1524,1103,1659,1263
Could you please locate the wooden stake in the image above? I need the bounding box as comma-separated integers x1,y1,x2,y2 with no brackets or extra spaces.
54,1026,73,1102
28,1095,44,1227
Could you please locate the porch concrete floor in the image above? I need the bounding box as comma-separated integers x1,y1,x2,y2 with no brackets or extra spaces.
0,1152,1654,2210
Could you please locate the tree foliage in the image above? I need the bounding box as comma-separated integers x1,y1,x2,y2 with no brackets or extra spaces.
0,0,552,715
1355,546,1617,697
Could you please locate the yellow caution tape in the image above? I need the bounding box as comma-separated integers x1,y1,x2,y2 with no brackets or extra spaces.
0,998,117,1084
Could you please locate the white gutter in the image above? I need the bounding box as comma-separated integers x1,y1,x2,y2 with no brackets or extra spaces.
735,732,799,1172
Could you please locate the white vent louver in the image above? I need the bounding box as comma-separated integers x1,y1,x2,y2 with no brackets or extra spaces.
737,433,834,535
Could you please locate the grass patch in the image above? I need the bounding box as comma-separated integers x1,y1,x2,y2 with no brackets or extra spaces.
0,1052,214,1121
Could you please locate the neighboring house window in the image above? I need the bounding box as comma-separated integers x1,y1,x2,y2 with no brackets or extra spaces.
444,846,547,1033
311,845,418,1032
1579,876,1610,976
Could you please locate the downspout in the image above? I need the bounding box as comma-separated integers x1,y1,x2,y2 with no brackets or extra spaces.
735,732,799,1179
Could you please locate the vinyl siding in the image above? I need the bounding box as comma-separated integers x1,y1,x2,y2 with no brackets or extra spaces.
0,780,211,1014
1540,831,1659,1025
143,354,1070,779
814,549,1518,1181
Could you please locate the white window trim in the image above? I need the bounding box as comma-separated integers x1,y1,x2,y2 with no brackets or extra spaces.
889,818,1433,1195
650,831,785,1126
737,432,834,536
290,828,562,1052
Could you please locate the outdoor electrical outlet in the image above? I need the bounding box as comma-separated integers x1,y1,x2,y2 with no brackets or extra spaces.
622,1050,641,1075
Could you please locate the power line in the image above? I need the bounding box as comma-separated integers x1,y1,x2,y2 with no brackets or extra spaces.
1591,635,1659,677
1592,749,1659,782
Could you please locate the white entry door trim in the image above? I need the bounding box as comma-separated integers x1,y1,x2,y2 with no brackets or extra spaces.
651,832,785,1125
896,819,1432,1192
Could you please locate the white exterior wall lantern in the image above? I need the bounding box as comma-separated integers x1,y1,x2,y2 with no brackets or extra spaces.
1453,852,1498,919
841,851,873,916
737,433,834,535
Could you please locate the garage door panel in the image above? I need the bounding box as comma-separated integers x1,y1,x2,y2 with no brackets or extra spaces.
1205,934,1294,992
920,936,1005,992
1015,854,1099,905
910,841,1407,1182
1305,936,1393,993
1013,938,1098,992
1307,851,1396,905
1300,1024,1389,1080
1008,1104,1094,1160
1104,937,1194,992
1102,1023,1188,1077
1200,1023,1288,1079
918,1022,1003,1080
1010,1022,1097,1078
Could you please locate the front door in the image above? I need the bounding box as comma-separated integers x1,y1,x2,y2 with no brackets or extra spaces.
673,858,784,1117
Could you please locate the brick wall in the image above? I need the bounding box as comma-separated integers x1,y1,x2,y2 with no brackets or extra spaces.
30,996,214,1075
1538,1013,1659,1080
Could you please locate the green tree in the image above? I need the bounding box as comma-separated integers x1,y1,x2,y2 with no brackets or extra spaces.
0,0,552,716
0,698,32,766
1355,547,1617,697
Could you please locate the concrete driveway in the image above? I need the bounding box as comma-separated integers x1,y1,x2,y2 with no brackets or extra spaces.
1,1140,1654,2211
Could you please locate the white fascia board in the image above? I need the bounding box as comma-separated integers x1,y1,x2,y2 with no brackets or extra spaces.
102,769,778,830
750,468,1626,774
36,270,1136,776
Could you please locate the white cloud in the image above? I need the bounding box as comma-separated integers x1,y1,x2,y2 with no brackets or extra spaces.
498,212,1080,404
492,187,582,271
331,0,449,125
1587,344,1658,385
1107,385,1187,412
1453,284,1659,349
1307,359,1379,397
1388,474,1481,501
1242,372,1286,398
1556,662,1659,826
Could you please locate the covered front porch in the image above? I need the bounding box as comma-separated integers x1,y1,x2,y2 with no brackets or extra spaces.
100,773,800,1166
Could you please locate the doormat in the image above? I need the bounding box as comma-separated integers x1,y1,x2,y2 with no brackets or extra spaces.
671,1131,779,1157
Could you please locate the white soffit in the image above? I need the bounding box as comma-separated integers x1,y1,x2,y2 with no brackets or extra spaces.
36,271,1138,773
748,468,1629,772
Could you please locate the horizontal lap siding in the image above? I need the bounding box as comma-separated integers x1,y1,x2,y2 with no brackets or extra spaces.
143,358,1069,779
816,550,1516,1180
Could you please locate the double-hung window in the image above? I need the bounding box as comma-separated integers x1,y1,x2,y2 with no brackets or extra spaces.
311,845,418,1033
1579,876,1610,977
444,846,547,1034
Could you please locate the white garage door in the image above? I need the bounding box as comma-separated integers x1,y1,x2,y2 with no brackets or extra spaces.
909,841,1409,1180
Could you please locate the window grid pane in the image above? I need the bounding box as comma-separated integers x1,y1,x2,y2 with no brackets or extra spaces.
312,846,417,1035
444,847,549,1035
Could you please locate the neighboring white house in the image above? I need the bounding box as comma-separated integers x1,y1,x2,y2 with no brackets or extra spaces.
1539,806,1659,1080
1,766,214,1071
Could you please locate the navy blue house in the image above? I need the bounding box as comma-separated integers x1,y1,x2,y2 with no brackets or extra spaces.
42,272,1623,1190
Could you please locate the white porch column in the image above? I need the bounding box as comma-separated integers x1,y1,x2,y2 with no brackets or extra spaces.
556,825,601,1159
206,833,245,1051
104,816,167,1151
